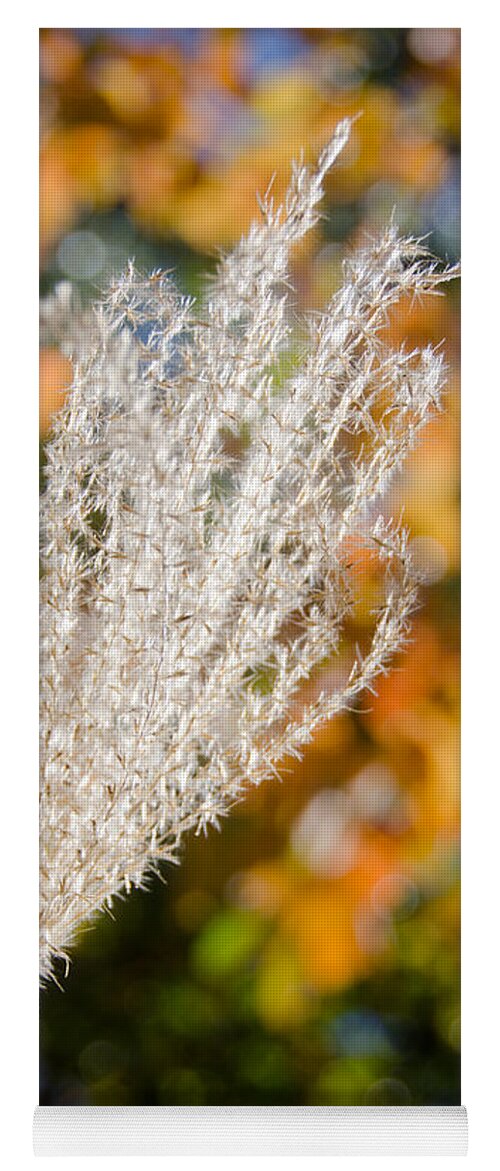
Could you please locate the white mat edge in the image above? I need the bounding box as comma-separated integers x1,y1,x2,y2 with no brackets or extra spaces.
33,1105,468,1156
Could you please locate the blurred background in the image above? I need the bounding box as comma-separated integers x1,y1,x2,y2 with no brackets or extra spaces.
39,27,460,1107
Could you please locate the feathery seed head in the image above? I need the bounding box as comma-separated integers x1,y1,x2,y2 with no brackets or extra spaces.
39,119,459,983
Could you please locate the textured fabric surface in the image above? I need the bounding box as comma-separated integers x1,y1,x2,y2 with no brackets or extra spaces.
34,1105,468,1156
39,28,462,1129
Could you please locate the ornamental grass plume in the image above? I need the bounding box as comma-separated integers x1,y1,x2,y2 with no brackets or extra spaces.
39,119,459,983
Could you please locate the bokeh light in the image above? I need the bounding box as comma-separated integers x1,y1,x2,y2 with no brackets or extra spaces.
40,26,460,1109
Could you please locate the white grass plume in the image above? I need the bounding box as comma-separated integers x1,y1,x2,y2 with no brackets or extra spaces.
39,119,459,982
